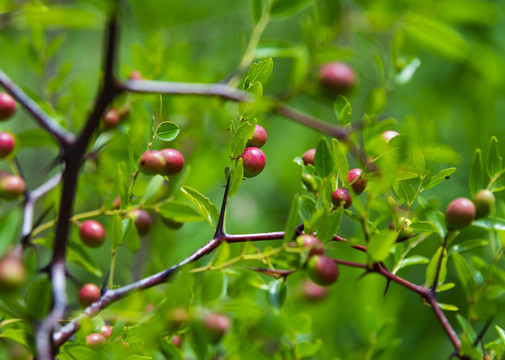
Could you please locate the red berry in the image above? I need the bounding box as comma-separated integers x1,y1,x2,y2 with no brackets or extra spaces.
0,92,16,120
0,132,15,158
113,196,121,209
445,197,476,230
307,255,339,286
240,147,266,178
301,279,328,301
102,108,120,130
100,324,112,338
318,62,356,94
246,124,267,148
0,175,25,200
130,209,152,235
0,256,26,291
296,234,324,257
331,188,352,209
382,130,399,143
160,148,184,176
79,283,101,307
86,333,107,348
129,70,143,80
172,335,182,348
347,168,367,195
472,190,495,219
302,149,316,166
79,220,106,248
139,150,166,175
203,313,231,343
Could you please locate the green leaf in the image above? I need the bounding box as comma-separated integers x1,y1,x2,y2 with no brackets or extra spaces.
181,186,219,228
332,138,348,186
0,210,21,256
239,82,263,118
368,231,397,263
393,180,416,204
25,277,52,319
410,221,439,234
211,242,230,267
291,313,312,334
283,194,300,244
296,339,323,358
399,255,429,269
451,252,475,299
487,136,503,178
247,58,273,85
472,217,505,231
251,0,263,23
67,241,103,277
229,158,244,198
111,213,123,251
496,325,505,344
142,175,165,204
317,207,343,244
314,138,333,178
344,210,379,234
334,96,352,126
157,201,205,223
117,162,129,210
201,271,225,303
0,328,28,346
365,87,387,115
231,119,257,158
438,303,459,311
449,239,489,255
156,121,180,141
412,145,425,176
469,149,483,197
423,167,456,190
17,128,58,148
267,279,287,311
271,0,314,17
298,195,315,221
123,218,140,254
424,246,447,289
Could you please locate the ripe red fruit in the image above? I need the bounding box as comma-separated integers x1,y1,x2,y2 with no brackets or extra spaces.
331,188,352,209
129,70,143,80
318,62,356,94
0,256,26,291
113,196,121,209
302,149,316,166
472,189,495,219
130,209,152,235
203,313,231,343
301,279,328,301
296,234,324,257
160,148,184,176
347,168,367,195
100,324,112,338
445,197,476,230
102,108,120,130
0,132,15,158
86,333,107,348
0,175,25,200
139,150,166,175
240,147,266,178
79,283,101,307
0,92,16,120
382,130,399,143
246,124,267,148
79,220,106,248
307,255,339,286
172,335,182,348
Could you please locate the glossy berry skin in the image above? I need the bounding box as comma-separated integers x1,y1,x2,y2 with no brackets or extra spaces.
302,149,316,166
318,62,356,94
160,149,184,175
347,168,367,195
0,256,26,291
307,255,339,286
445,197,476,230
296,234,324,257
100,324,112,338
0,132,15,158
301,279,328,301
102,108,120,130
240,147,266,178
0,92,16,120
331,188,352,209
130,209,152,235
0,175,25,200
473,190,495,219
79,283,101,307
79,220,106,248
246,124,267,148
203,313,231,343
86,333,107,348
139,150,166,175
382,130,399,143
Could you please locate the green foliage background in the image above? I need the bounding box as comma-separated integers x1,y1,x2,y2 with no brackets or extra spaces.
1,0,505,359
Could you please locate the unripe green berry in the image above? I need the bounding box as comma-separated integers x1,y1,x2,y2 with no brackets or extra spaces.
472,190,495,219
0,256,26,291
0,175,25,200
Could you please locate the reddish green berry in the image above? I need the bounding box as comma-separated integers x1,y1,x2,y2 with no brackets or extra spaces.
246,124,267,148
302,149,316,166
382,130,399,143
301,279,328,301
129,70,143,80
172,335,182,348
296,234,324,257
445,197,476,230
240,147,266,178
102,108,120,130
472,190,495,219
0,132,15,158
318,62,356,94
0,256,26,291
86,333,107,348
203,313,231,343
307,255,339,286
139,150,166,175
100,324,112,338
79,283,101,307
0,175,25,200
160,148,184,175
79,220,106,248
331,188,352,209
0,92,16,120
347,168,367,195
130,209,152,235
